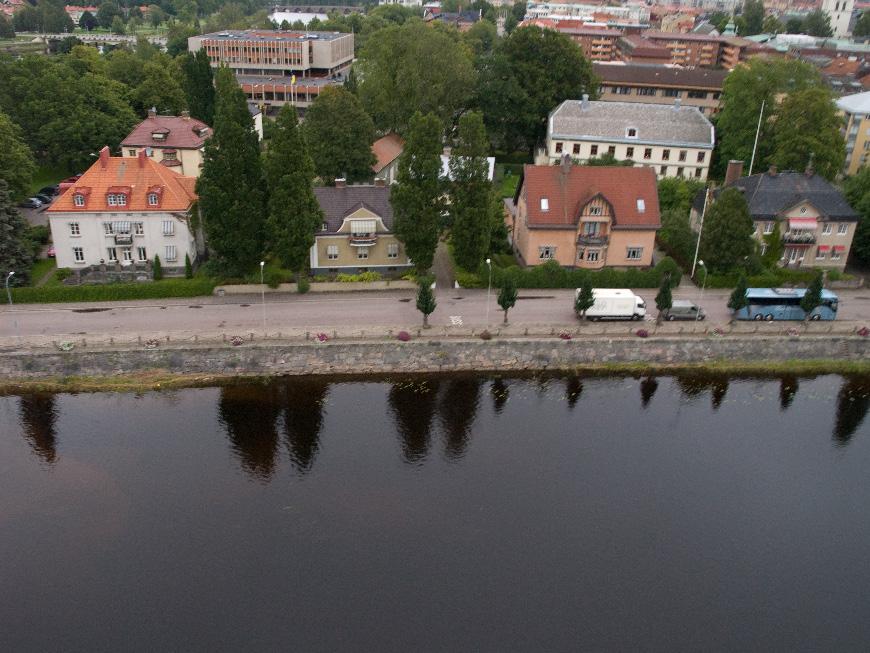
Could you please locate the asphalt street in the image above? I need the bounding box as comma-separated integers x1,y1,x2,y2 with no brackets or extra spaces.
3,287,870,340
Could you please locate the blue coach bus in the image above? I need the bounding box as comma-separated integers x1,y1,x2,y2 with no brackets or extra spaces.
734,288,839,321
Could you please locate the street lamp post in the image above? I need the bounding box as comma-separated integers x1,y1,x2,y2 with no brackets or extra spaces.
697,260,707,321
485,258,492,329
259,261,266,330
5,271,14,306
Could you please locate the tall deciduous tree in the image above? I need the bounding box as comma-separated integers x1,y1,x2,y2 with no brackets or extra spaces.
740,0,764,36
728,274,749,319
843,167,870,266
181,49,216,126
655,274,673,323
854,12,870,37
97,1,122,29
800,271,824,319
476,26,598,153
196,68,265,276
575,284,594,319
302,86,376,184
762,221,784,268
0,13,14,37
0,180,34,287
803,9,833,37
771,87,845,180
699,188,756,274
449,111,492,271
358,20,476,134
392,112,444,274
263,104,323,276
0,111,36,202
498,276,518,324
133,58,187,116
714,58,821,177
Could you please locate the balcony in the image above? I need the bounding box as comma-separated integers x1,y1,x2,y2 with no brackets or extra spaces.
782,231,816,245
348,234,377,247
114,234,133,245
577,233,608,246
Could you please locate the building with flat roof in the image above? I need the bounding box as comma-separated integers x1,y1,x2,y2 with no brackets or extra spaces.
837,91,870,175
616,35,673,63
519,18,621,61
545,96,714,179
641,30,768,68
188,30,354,108
594,62,728,116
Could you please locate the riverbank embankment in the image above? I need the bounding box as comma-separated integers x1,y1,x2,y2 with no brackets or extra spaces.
2,334,870,392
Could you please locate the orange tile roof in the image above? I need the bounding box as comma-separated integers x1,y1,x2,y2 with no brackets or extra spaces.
371,133,405,173
521,163,660,229
48,147,197,213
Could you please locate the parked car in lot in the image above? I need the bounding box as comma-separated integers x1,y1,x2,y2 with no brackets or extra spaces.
38,185,59,196
34,193,53,206
19,197,43,209
663,300,705,321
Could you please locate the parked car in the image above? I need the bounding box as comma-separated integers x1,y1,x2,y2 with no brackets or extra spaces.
38,185,59,196
47,246,56,258
663,300,705,321
19,197,42,209
34,193,53,206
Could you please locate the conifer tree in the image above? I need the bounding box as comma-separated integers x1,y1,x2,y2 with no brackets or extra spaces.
655,273,673,324
152,254,162,280
196,68,265,277
0,180,33,286
699,188,755,274
184,253,193,278
181,49,215,125
263,104,323,277
416,279,437,327
449,111,492,272
392,112,443,274
800,271,824,320
497,276,518,325
575,283,594,319
728,273,749,321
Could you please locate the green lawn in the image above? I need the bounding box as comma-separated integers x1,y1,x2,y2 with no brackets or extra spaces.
28,258,57,287
495,163,522,198
28,165,71,196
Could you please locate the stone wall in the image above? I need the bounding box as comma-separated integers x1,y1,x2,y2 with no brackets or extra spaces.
2,336,868,379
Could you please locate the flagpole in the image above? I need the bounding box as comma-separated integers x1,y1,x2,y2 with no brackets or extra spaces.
748,99,765,176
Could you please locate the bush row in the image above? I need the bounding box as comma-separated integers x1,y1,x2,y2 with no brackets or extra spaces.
458,258,682,289
703,268,818,289
10,278,217,303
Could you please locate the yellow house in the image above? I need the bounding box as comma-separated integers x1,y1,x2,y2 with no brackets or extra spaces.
505,158,661,269
310,181,412,274
121,109,211,178
836,91,870,176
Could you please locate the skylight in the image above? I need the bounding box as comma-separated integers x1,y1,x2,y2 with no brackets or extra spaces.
637,199,645,213
541,197,549,211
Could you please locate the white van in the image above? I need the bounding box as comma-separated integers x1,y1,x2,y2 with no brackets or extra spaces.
576,288,646,321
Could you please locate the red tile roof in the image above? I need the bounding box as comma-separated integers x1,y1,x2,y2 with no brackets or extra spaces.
371,133,405,173
121,114,211,150
48,147,197,213
521,163,660,229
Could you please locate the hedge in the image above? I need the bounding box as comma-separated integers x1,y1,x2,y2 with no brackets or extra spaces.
703,268,817,289
458,258,682,289
10,278,218,303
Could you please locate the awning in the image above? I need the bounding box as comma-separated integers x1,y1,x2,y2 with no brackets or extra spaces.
350,219,376,234
833,245,846,252
817,245,831,252
112,221,131,232
789,218,818,230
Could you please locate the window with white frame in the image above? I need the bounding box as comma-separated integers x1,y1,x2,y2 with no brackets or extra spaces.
586,250,600,262
763,222,774,234
128,149,137,157
134,222,144,236
822,223,832,235
107,247,117,261
147,193,159,206
73,247,84,262
107,193,128,206
582,222,599,235
162,220,175,236
816,247,826,259
321,222,328,232
327,245,339,260
103,222,114,235
74,194,85,207
69,222,80,236
539,245,556,260
122,247,133,262
626,247,643,260
387,243,399,258
540,197,549,211
832,249,842,260
137,246,147,261
164,245,177,261
107,194,117,206
626,128,638,138
357,249,368,260
838,223,849,235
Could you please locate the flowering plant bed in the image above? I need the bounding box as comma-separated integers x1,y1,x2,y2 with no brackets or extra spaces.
144,338,160,350
229,335,244,347
635,329,649,338
396,331,411,342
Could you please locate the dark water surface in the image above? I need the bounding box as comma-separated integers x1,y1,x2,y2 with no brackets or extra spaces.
2,374,870,652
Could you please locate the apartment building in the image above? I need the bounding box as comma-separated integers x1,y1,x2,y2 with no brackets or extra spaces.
525,1,651,24
188,30,353,108
506,158,661,269
520,18,621,61
594,62,728,116
545,96,715,180
641,31,766,69
836,90,870,175
821,0,855,38
120,109,211,178
47,147,198,276
616,35,673,63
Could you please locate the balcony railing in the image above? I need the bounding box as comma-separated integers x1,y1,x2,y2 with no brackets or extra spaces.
114,233,133,245
782,231,816,244
577,234,608,246
349,234,377,247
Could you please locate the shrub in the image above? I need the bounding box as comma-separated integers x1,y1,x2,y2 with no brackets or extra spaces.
10,277,217,304
479,329,492,340
28,225,50,245
636,328,649,338
858,326,869,337
55,268,72,282
152,255,163,281
266,269,284,289
335,271,383,283
297,276,310,294
184,254,193,279
396,330,411,341
559,332,572,340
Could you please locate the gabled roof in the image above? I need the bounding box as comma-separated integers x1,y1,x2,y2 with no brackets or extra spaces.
48,147,197,213
696,170,859,222
593,62,728,90
121,114,211,150
314,185,394,233
549,99,715,148
371,133,405,173
518,162,661,229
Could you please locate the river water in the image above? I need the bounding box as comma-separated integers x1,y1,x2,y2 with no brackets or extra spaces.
1,374,869,652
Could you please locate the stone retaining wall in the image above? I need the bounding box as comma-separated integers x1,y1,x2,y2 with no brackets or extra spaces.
2,336,868,379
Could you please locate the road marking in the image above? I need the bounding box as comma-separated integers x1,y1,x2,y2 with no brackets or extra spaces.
450,315,463,326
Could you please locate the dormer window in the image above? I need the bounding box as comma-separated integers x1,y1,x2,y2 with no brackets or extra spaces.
151,130,168,141
107,193,127,207
74,194,85,207
147,193,159,206
541,197,549,211
626,127,638,138
636,199,646,213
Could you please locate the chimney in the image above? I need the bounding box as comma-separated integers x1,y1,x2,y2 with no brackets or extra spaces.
768,164,777,177
805,153,815,177
724,160,743,186
181,110,190,120
335,178,346,188
560,153,572,177
148,107,157,119
99,145,110,169
581,93,589,109
137,148,147,167
374,178,386,187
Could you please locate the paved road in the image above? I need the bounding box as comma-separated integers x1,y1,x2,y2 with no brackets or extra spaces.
3,287,870,340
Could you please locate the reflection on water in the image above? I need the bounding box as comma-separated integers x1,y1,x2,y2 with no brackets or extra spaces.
780,376,799,410
564,375,583,410
18,393,58,465
388,378,440,465
439,378,482,460
282,378,329,472
490,378,509,414
640,376,658,408
833,376,870,446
